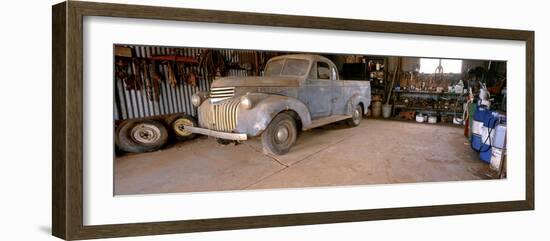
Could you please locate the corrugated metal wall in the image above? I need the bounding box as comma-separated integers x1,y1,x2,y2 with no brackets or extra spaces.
114,46,254,120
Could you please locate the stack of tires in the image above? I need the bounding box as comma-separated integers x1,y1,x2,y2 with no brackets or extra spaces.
115,113,197,153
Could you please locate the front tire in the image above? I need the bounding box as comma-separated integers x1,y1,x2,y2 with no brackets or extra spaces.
261,112,298,155
216,138,233,145
346,104,363,127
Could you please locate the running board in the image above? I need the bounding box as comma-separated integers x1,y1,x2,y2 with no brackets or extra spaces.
303,115,351,130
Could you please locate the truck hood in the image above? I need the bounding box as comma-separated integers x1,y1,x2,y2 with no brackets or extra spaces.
211,76,300,88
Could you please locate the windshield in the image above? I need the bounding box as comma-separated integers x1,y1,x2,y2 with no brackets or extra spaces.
264,59,310,77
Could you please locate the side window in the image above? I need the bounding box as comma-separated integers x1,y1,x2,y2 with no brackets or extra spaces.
308,62,317,79
317,62,331,80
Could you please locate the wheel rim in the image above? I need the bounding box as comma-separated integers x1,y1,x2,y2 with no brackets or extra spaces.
276,126,289,143
173,118,193,136
353,107,361,124
272,120,295,148
131,123,161,144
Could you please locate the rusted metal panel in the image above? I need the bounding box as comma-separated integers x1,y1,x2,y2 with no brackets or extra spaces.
114,46,132,58
114,45,252,120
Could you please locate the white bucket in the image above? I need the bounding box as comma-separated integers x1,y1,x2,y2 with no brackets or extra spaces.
416,114,424,123
490,148,504,171
428,116,437,124
382,104,392,118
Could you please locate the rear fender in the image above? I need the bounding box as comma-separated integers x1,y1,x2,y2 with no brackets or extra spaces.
346,93,371,116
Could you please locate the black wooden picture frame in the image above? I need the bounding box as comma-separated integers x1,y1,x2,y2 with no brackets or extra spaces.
52,1,534,240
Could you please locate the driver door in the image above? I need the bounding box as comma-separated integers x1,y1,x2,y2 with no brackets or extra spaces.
300,61,334,119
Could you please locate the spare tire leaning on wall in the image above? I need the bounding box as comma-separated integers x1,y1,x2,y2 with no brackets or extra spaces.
164,114,198,141
116,119,169,153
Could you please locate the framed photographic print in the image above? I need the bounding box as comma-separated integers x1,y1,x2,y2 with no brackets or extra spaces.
52,1,534,240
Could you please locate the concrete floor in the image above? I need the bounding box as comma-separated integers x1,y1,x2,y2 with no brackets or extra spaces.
115,119,495,195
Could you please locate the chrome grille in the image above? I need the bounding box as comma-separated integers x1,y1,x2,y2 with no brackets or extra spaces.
209,87,235,103
199,98,240,132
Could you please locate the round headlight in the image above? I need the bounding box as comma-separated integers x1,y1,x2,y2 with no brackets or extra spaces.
191,94,201,107
240,96,253,109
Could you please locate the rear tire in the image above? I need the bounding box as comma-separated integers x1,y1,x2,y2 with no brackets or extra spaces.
117,120,168,153
261,112,298,155
346,104,363,127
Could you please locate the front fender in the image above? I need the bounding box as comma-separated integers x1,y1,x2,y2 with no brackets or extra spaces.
236,94,311,136
346,93,371,116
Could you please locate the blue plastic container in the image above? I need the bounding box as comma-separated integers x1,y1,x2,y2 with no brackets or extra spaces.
473,106,488,123
479,112,505,163
471,106,489,152
471,135,482,151
480,148,492,163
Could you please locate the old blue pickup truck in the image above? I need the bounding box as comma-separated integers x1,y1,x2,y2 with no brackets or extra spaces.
186,54,371,155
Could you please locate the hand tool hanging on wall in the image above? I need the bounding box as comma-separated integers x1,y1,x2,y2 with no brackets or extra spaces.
137,59,161,102
165,61,178,88
132,59,142,91
199,49,226,81
150,54,201,88
187,70,197,87
115,58,128,86
175,62,186,87
148,60,161,101
175,61,198,87
140,59,152,100
116,58,136,90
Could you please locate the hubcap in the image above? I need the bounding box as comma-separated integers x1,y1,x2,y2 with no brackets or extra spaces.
276,126,289,143
131,124,161,144
353,108,361,123
174,118,193,136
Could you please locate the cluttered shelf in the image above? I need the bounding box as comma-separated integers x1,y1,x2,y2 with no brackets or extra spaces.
369,116,465,127
395,106,463,114
387,86,467,124
392,90,465,96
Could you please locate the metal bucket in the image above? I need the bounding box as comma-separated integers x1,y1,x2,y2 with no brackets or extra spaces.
382,104,392,118
372,101,382,118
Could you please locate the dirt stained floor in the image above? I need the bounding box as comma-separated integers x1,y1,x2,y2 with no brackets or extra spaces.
115,119,495,195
